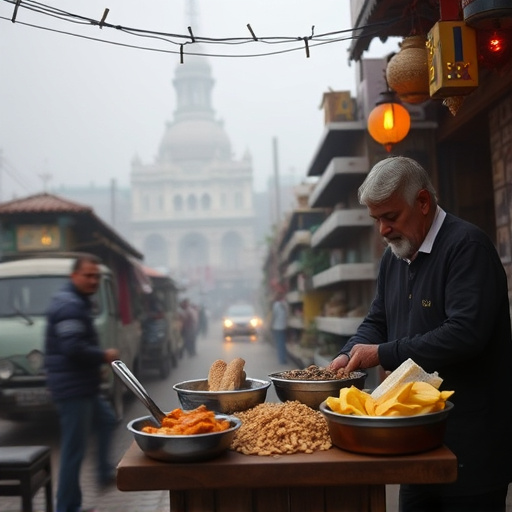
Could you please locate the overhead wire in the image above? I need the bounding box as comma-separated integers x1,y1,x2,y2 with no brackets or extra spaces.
1,155,36,193
1,0,401,59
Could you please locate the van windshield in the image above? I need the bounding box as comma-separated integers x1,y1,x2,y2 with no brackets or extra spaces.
0,277,100,317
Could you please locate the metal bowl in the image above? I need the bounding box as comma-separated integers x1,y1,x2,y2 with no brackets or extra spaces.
319,400,454,455
268,371,367,409
127,414,242,462
173,378,270,414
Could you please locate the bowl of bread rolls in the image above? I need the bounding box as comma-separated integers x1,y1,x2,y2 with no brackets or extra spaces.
173,358,270,414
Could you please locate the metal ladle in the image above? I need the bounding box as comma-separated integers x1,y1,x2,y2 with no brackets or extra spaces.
111,360,166,425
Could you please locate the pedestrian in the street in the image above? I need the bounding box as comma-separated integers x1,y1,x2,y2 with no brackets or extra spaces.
44,254,120,512
198,303,208,338
271,291,288,364
179,298,198,356
328,156,512,511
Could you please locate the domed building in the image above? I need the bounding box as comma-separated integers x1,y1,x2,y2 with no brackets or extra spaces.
130,54,258,315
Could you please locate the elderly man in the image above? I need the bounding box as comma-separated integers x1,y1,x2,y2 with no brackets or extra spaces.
329,156,512,511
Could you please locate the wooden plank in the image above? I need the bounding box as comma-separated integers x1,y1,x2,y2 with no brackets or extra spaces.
117,442,457,491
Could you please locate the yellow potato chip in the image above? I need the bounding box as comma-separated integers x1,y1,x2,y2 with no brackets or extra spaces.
408,382,443,406
440,390,454,401
339,386,368,415
327,378,453,418
325,396,342,413
374,382,414,408
365,395,376,416
379,402,424,416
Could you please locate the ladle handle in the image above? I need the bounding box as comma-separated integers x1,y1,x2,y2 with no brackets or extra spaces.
111,360,166,425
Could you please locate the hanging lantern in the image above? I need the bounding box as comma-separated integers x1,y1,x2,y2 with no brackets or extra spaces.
426,21,479,98
386,35,430,104
476,27,512,69
367,91,411,152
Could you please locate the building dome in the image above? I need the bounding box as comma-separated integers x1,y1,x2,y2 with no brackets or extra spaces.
158,118,232,162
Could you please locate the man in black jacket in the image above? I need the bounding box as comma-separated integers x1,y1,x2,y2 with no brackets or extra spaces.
45,254,119,512
329,156,512,511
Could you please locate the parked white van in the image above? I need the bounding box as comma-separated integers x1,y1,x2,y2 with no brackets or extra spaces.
0,257,141,420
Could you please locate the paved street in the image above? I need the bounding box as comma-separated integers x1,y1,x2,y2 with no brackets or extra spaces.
2,324,512,511
0,324,296,512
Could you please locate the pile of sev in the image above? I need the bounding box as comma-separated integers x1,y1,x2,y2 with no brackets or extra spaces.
231,400,331,456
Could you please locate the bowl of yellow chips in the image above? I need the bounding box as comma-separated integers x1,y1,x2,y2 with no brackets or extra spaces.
319,383,454,455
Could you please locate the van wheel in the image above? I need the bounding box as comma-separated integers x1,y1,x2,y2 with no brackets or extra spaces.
159,344,171,380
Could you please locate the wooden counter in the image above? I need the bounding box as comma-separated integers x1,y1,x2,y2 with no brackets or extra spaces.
117,442,457,512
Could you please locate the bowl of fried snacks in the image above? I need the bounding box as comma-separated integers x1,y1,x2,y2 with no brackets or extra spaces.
268,365,367,409
173,358,270,414
127,405,242,462
319,383,454,455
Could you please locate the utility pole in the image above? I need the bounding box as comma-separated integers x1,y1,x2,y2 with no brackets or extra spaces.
110,178,116,227
272,137,281,225
39,172,52,192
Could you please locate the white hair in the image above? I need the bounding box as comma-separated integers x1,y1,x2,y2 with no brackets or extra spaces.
358,156,438,206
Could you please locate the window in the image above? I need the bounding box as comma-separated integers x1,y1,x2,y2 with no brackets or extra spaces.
201,193,211,210
187,194,197,211
174,195,183,211
234,192,243,209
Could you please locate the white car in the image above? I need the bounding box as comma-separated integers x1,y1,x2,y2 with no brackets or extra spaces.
222,304,261,338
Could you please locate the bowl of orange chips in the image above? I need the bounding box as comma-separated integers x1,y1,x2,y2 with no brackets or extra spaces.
128,405,242,462
319,383,454,455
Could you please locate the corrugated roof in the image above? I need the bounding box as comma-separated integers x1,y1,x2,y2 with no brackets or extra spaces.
0,192,93,214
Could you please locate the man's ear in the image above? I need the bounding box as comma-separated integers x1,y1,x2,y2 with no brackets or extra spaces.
417,189,431,214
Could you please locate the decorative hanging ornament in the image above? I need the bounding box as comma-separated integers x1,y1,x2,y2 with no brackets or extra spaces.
386,35,430,104
367,91,411,152
426,21,479,98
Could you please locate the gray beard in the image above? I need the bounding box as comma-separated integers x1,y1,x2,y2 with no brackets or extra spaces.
386,238,414,260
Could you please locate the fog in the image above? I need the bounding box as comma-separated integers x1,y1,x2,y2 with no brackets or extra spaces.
0,0,398,200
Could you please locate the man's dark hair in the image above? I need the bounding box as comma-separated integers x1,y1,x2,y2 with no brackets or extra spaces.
72,253,102,273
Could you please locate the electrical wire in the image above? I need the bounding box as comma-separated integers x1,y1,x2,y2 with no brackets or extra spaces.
1,155,36,193
1,0,401,59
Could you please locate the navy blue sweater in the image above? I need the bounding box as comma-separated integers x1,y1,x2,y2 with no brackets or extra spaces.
44,282,105,400
343,213,512,495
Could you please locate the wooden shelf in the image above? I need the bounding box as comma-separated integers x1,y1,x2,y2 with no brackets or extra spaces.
313,263,376,289
311,209,373,249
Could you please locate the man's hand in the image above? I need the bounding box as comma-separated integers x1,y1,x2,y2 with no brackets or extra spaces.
327,353,350,372
104,348,120,363
328,344,380,373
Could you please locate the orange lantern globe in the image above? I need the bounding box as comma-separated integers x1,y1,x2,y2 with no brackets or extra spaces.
367,91,411,152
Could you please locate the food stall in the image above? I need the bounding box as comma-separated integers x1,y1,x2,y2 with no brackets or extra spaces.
115,359,458,512
116,442,457,512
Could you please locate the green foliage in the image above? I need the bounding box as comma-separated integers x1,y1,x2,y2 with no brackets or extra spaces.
299,248,330,277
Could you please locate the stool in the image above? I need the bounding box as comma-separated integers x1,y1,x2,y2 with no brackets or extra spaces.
0,445,53,512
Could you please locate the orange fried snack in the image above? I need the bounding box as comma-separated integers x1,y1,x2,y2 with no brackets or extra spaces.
142,405,231,435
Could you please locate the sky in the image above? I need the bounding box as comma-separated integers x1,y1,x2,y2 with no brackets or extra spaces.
0,0,398,200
